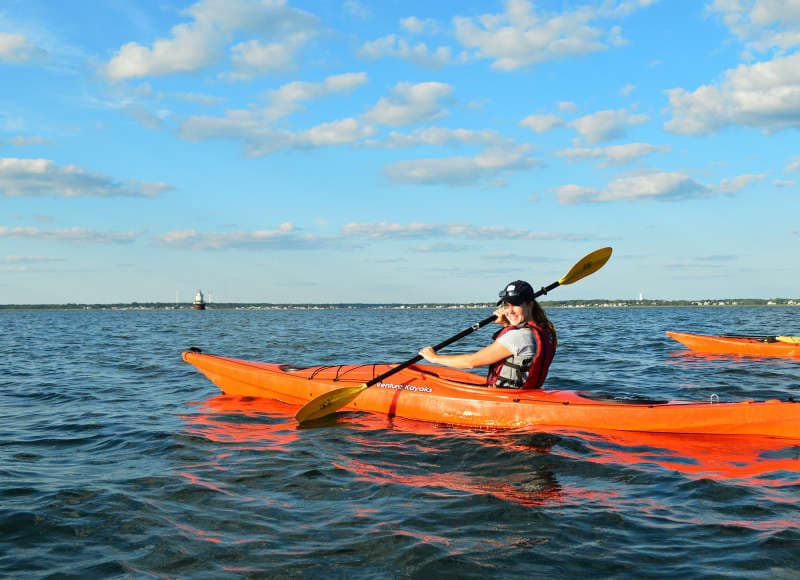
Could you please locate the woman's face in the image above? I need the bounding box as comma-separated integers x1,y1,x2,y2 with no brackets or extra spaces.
500,301,531,325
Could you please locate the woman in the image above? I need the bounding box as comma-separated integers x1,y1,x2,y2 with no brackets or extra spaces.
418,280,557,389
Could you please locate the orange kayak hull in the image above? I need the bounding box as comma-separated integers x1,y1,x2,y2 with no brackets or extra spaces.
182,351,800,439
666,331,800,358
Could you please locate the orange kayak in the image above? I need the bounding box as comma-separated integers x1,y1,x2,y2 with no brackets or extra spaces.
182,350,800,439
666,331,800,358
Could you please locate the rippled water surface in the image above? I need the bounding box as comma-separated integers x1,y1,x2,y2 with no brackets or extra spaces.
1,306,798,578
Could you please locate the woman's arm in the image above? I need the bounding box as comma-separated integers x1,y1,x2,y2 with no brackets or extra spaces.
418,340,512,369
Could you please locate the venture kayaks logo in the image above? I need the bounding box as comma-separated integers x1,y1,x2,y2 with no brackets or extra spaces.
377,382,432,393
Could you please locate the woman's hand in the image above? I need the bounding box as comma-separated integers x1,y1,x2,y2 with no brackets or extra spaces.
494,307,509,326
418,346,437,361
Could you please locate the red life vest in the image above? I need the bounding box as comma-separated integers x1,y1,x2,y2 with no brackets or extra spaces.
487,321,556,389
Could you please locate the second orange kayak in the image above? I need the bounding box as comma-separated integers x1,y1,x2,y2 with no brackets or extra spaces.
666,330,800,358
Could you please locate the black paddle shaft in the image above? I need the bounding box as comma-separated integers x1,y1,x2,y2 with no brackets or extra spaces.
364,280,561,388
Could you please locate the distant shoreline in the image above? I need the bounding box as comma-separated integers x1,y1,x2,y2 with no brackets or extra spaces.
1,299,798,310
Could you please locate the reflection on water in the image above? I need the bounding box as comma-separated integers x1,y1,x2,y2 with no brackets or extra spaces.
183,393,800,517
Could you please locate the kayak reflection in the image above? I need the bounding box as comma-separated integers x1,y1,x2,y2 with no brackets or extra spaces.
555,427,800,484
182,394,799,512
183,394,566,507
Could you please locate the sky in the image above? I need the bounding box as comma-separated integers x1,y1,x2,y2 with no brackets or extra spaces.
1,0,799,304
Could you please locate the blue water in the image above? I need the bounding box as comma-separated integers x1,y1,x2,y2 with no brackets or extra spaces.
1,306,798,578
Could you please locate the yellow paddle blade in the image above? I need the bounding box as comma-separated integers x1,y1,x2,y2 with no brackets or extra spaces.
559,247,612,286
776,336,800,344
295,383,369,423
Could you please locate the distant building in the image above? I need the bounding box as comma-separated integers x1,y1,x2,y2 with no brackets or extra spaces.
193,290,206,310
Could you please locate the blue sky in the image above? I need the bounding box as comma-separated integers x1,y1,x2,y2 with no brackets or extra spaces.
1,0,799,304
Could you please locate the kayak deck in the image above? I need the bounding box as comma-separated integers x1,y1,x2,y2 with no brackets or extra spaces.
666,331,800,358
182,350,800,439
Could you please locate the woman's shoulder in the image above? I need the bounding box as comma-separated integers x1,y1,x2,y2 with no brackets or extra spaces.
499,326,535,342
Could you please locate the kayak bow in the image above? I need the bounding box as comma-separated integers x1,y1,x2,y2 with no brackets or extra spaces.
666,331,800,359
183,350,800,439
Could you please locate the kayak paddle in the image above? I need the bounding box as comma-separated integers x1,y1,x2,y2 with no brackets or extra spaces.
295,246,613,423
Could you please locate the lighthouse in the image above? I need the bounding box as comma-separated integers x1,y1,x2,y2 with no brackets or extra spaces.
192,290,206,310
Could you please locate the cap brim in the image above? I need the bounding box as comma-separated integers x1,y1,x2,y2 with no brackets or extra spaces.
497,295,526,306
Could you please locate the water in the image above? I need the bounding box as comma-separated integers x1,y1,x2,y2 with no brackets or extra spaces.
1,306,798,578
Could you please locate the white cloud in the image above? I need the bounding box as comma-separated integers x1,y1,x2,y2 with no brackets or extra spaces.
665,53,800,134
0,226,136,244
359,34,454,68
301,118,375,146
341,222,590,241
714,173,767,193
7,136,51,147
557,143,670,166
154,223,327,250
570,109,649,143
400,17,440,35
0,32,46,62
520,114,564,133
554,170,763,204
0,255,63,273
709,0,800,53
376,127,507,148
0,158,171,197
364,82,454,126
343,1,370,19
104,0,320,80
785,156,800,172
555,172,707,203
452,0,646,71
1,255,63,263
383,145,541,186
179,73,370,154
264,73,368,120
223,31,315,80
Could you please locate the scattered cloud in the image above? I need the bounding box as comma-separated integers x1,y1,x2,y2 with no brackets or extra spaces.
557,143,670,166
179,73,371,154
570,109,649,144
363,81,454,126
343,0,370,20
0,32,47,63
264,73,368,121
715,173,767,193
520,114,564,133
555,170,767,204
0,226,136,243
7,136,52,147
359,34,454,68
154,223,329,250
223,31,316,81
553,171,749,204
452,0,646,71
401,17,440,35
665,53,800,135
0,158,171,197
709,0,800,54
383,145,542,186
341,222,593,241
0,255,64,272
410,242,466,253
104,0,321,80
375,127,508,148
